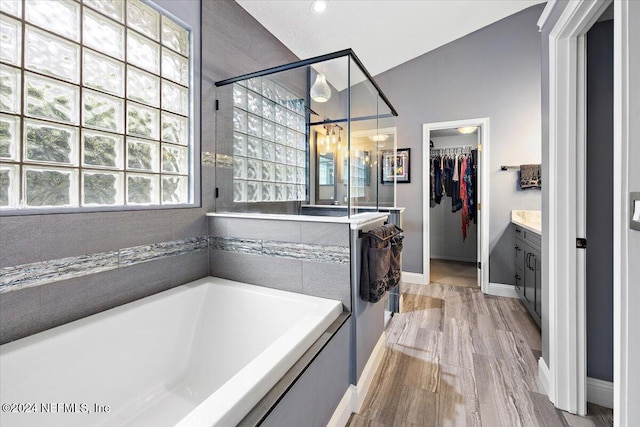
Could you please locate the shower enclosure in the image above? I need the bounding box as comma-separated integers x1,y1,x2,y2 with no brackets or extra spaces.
214,49,398,217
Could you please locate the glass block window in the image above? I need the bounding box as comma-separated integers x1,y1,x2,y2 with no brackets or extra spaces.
0,0,192,210
232,78,306,203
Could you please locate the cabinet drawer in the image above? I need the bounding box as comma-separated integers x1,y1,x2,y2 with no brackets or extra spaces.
514,225,541,249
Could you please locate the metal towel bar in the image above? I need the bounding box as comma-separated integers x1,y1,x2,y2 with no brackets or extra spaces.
358,224,403,241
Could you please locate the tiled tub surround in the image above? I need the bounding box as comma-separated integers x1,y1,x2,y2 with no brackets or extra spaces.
207,211,391,392
0,236,209,293
207,212,388,311
0,277,343,427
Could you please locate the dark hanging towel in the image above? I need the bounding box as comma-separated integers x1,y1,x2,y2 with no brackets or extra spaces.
519,164,541,189
360,224,404,303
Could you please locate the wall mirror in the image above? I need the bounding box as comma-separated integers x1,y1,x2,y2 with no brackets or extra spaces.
317,151,336,202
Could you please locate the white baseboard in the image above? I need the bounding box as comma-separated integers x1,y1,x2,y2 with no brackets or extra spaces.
352,333,386,413
538,357,550,396
326,386,354,427
486,282,519,298
326,333,387,426
587,377,613,409
430,255,477,263
401,271,426,285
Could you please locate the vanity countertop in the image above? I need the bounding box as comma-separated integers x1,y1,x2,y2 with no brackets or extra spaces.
206,211,389,229
511,210,542,235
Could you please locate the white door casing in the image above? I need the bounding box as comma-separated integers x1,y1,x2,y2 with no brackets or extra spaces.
541,0,613,417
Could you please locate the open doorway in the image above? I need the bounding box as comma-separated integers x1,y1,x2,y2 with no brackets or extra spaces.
428,128,479,288
422,118,490,292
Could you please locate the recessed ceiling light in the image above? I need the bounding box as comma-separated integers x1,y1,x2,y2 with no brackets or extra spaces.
369,134,389,142
310,0,327,14
458,126,478,134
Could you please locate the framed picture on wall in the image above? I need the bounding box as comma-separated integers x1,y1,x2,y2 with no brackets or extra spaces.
381,148,410,184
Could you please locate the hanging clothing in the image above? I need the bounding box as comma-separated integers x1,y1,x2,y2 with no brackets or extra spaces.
429,148,477,241
433,157,443,204
471,149,478,224
451,156,463,213
466,153,475,224
460,156,469,240
430,156,435,207
443,156,453,196
452,155,459,182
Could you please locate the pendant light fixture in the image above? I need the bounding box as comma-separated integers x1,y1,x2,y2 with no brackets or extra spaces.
310,74,331,103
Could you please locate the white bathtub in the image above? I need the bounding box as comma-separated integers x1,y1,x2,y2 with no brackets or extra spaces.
0,277,342,427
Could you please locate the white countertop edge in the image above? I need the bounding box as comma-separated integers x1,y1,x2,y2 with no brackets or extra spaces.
206,211,389,226
301,204,406,213
511,218,542,235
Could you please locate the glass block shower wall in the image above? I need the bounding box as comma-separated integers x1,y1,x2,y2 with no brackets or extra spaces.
0,0,192,209
231,77,306,203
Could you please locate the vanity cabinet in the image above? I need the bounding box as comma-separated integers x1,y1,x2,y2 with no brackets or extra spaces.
514,225,541,327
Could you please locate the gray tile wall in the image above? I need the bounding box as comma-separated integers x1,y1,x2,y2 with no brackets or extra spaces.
208,217,352,310
260,320,350,427
0,0,300,344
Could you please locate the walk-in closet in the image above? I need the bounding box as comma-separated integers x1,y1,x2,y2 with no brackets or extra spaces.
429,128,479,287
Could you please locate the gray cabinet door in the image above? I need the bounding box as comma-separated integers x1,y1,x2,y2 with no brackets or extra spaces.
524,247,536,303
534,252,542,317
514,241,524,294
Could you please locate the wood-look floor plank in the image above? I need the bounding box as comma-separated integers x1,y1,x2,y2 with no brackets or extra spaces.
399,339,442,392
359,347,409,425
473,353,525,427
469,290,492,316
494,298,542,350
403,293,443,312
528,391,567,426
442,317,474,370
393,385,439,426
469,313,504,359
495,329,539,391
485,296,512,331
438,363,482,427
347,413,387,427
420,307,445,332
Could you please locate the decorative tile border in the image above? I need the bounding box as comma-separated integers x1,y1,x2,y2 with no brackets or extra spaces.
0,236,209,294
209,237,262,254
201,151,216,166
119,237,209,265
209,236,350,264
1,233,351,294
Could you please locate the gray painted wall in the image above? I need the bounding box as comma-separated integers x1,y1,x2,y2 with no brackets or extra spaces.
374,5,544,284
430,134,478,262
586,19,614,382
0,0,300,344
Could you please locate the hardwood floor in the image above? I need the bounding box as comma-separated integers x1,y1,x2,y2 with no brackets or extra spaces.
430,260,478,288
347,282,613,427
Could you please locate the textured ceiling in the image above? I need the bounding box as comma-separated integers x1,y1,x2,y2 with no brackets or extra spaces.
237,0,546,78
